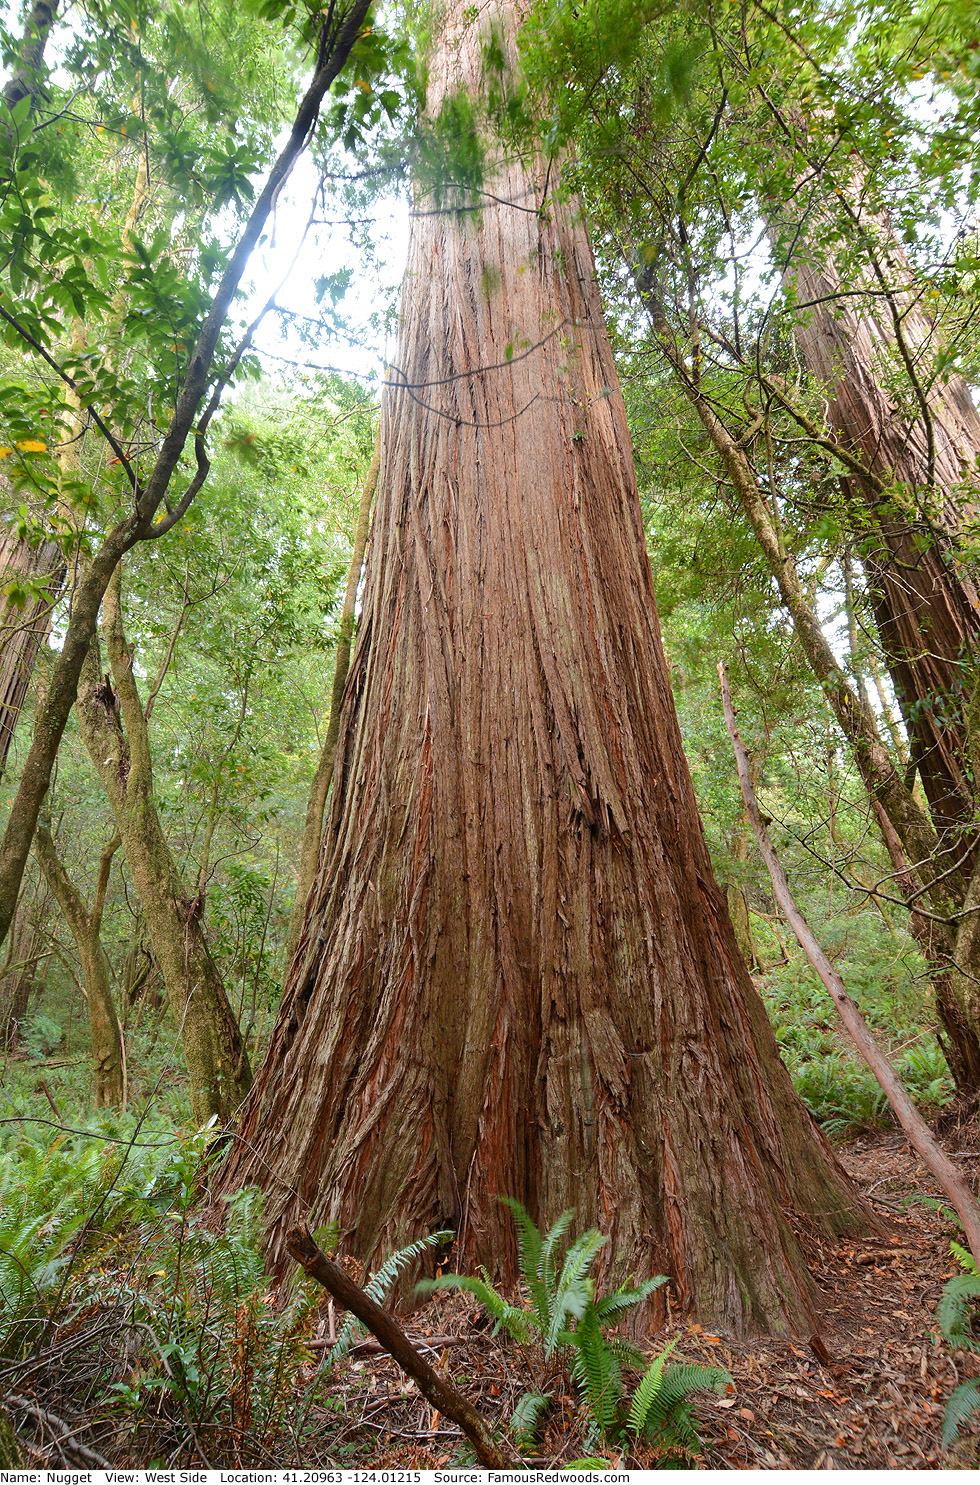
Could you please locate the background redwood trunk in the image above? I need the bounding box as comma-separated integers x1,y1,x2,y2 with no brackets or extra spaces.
221,1,867,1333
0,533,65,778
784,237,980,858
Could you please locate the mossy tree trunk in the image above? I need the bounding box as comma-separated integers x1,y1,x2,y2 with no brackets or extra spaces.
219,0,869,1335
33,822,123,1106
74,563,250,1123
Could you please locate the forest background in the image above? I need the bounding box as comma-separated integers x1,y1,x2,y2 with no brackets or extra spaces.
0,0,979,1468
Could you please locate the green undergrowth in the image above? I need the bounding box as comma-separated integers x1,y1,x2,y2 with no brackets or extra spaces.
0,1110,328,1466
428,1199,732,1467
759,924,952,1137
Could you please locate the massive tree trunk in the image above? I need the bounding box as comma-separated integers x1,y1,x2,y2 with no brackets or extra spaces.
283,441,379,969
220,1,867,1333
776,215,980,858
74,564,251,1123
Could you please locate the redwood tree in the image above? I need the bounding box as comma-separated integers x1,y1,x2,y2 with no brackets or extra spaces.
777,217,980,855
221,0,866,1332
0,529,63,778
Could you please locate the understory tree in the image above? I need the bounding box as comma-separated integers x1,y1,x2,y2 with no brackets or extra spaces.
74,563,252,1122
219,0,867,1334
33,819,123,1105
0,0,374,952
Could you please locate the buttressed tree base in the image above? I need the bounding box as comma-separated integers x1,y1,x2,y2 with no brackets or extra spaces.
220,0,869,1333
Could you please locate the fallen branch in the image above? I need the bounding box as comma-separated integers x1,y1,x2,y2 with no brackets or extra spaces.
286,1226,517,1469
2,1393,110,1469
718,661,980,1267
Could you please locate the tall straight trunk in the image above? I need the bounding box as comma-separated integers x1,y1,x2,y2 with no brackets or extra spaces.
777,219,980,856
33,822,123,1106
74,565,251,1122
220,0,868,1334
0,532,65,778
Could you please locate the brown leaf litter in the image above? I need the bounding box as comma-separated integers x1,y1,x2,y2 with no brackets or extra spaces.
304,1123,980,1471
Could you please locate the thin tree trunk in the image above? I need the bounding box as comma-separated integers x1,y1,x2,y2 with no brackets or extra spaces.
0,870,49,1050
33,822,123,1106
283,441,379,969
721,662,980,1265
219,0,870,1335
0,4,373,954
74,564,251,1122
642,295,980,1091
0,532,65,779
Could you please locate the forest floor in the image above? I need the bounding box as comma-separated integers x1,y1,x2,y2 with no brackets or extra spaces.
4,1110,979,1470
302,1120,980,1472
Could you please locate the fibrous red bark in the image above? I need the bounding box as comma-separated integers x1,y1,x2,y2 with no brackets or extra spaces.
0,532,64,778
782,225,980,857
221,1,867,1332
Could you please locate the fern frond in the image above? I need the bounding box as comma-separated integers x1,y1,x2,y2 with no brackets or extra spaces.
509,1389,552,1451
499,1199,548,1332
943,1377,980,1447
609,1336,645,1371
627,1337,678,1434
593,1275,667,1323
950,1241,979,1277
937,1272,980,1349
327,1230,453,1366
546,1229,605,1354
570,1307,622,1437
643,1362,732,1440
539,1208,576,1296
364,1230,454,1306
422,1270,532,1344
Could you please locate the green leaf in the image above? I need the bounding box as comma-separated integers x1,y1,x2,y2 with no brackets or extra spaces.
510,1390,552,1451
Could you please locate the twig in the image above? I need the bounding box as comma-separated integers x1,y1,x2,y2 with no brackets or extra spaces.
36,1079,61,1121
285,1226,518,1469
719,661,980,1266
